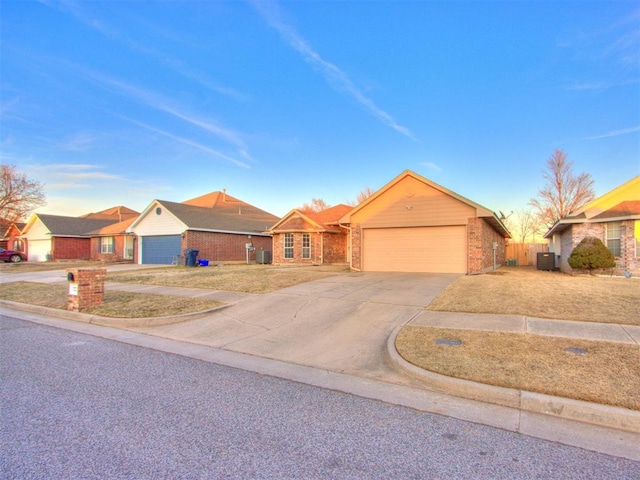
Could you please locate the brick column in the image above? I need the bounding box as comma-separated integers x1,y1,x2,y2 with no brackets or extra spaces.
66,268,107,312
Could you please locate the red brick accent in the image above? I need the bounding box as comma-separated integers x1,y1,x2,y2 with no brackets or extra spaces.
350,224,363,271
66,268,106,312
52,237,92,261
271,231,348,265
467,217,506,274
90,235,134,263
183,231,273,263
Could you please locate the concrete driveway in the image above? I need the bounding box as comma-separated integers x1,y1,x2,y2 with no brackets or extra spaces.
131,272,459,385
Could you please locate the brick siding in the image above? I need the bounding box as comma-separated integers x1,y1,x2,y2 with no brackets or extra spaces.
184,231,273,263
90,235,133,262
272,231,348,265
52,237,92,261
66,268,106,312
467,217,506,274
560,221,639,276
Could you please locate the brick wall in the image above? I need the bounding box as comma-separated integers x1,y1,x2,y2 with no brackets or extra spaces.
350,224,362,271
53,237,92,261
272,231,348,264
184,231,273,263
620,220,640,276
467,217,506,274
563,221,639,276
66,268,106,312
322,231,348,264
90,235,133,262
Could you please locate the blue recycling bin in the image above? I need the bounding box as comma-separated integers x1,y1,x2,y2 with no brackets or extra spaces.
184,249,199,267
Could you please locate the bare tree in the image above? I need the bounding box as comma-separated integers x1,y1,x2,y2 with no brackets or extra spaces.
529,149,595,229
299,197,330,213
355,186,375,205
506,209,540,243
0,164,46,222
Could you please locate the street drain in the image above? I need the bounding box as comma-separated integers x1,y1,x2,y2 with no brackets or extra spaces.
564,347,587,355
436,339,462,346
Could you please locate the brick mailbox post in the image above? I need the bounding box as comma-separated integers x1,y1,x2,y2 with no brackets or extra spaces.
66,268,107,312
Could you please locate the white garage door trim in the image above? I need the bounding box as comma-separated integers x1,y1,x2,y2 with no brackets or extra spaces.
362,226,467,273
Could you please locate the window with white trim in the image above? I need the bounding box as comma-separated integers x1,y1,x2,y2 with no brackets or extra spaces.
284,233,294,259
606,222,621,257
302,233,311,259
100,236,115,254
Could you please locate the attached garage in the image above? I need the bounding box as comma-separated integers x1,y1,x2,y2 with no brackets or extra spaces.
340,170,511,275
27,239,51,262
141,235,181,264
363,226,466,273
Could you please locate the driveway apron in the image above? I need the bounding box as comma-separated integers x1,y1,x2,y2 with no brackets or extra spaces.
131,272,459,385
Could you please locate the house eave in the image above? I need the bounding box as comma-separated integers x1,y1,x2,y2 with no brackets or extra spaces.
186,228,272,237
544,214,640,238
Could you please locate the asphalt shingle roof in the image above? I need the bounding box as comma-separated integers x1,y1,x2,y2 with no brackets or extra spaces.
36,214,118,237
158,199,279,234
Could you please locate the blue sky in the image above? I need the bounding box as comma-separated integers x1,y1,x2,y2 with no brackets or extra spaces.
1,0,639,220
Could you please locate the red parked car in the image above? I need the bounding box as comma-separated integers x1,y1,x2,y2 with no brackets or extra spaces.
0,248,27,263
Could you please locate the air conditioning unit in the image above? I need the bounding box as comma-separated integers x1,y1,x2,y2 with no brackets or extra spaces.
537,252,555,271
256,250,272,264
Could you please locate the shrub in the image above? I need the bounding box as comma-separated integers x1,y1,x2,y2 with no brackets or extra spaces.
568,236,616,274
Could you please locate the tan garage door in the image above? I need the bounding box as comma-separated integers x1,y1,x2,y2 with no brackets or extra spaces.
362,226,467,273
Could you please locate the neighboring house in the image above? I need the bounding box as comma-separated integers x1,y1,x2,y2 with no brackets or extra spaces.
129,191,278,265
21,215,120,261
20,206,139,262
1,222,26,251
544,176,640,276
88,216,138,262
81,206,139,222
338,170,511,274
266,204,353,265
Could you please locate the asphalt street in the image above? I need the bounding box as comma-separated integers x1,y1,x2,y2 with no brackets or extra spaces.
2,314,638,479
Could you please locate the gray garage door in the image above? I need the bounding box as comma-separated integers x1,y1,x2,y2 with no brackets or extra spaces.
141,235,181,264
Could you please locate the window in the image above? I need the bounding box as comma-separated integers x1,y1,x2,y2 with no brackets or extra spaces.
606,222,621,257
12,239,24,252
284,233,294,259
100,236,115,254
302,233,311,259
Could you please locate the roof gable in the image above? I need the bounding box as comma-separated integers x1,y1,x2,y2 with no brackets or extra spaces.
340,170,509,236
81,205,139,221
267,204,352,233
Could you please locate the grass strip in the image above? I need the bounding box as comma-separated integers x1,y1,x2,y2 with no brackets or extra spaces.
0,282,221,318
396,326,640,411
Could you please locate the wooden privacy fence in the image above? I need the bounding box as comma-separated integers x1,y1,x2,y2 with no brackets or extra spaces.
505,243,548,267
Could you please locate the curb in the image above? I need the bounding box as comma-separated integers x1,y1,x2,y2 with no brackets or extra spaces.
387,324,640,434
0,300,229,328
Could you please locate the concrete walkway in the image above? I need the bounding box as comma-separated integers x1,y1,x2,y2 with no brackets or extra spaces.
1,266,639,460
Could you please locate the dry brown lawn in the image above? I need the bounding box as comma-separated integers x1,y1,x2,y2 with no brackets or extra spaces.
396,326,640,410
428,266,640,325
0,282,221,318
107,264,349,293
0,260,104,273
